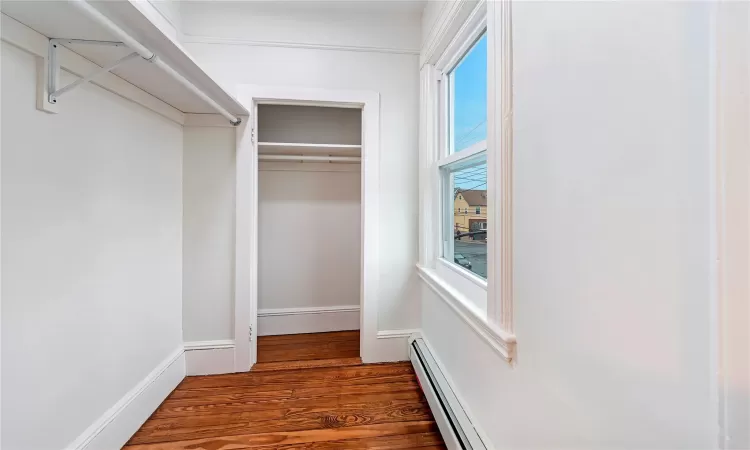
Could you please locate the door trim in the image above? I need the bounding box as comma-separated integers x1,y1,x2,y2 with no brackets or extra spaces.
234,85,381,369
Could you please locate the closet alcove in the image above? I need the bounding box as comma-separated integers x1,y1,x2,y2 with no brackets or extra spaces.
256,104,363,359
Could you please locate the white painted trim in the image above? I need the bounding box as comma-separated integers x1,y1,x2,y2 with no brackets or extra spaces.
235,85,381,364
182,34,420,55
419,65,441,268
1,13,185,125
258,305,359,316
437,139,487,168
435,257,488,317
421,0,481,67
234,118,254,372
129,0,180,42
437,257,488,290
258,306,360,336
421,1,451,56
434,2,488,73
143,0,180,34
368,329,418,362
184,339,235,350
184,340,236,376
486,0,514,330
417,264,515,362
416,335,497,450
184,113,248,127
66,347,185,450
377,329,421,339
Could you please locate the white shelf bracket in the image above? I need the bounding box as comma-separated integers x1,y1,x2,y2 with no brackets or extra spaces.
39,38,138,113
32,0,243,124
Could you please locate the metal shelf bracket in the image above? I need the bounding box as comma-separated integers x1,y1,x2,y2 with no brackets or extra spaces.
39,38,138,113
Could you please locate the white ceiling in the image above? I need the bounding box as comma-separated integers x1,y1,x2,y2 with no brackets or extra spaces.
194,0,427,16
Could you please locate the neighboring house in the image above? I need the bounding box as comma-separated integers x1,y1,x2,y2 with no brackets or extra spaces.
454,190,487,241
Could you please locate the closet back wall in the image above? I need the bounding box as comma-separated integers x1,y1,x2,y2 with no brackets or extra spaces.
180,1,422,346
258,169,361,334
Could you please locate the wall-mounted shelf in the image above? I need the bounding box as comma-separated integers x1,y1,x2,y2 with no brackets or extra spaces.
258,142,362,157
0,0,248,124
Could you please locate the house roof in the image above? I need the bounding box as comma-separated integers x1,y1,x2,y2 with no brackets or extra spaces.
457,190,487,206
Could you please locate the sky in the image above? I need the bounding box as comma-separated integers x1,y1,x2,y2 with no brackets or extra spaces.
452,33,487,192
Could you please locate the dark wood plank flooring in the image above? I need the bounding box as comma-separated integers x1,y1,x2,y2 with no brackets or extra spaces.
124,331,445,449
257,331,361,363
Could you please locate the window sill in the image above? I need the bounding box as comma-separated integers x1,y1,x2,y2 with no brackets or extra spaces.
437,257,487,289
417,264,516,363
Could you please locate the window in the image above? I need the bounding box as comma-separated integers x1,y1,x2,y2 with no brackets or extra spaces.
439,33,488,282
418,0,516,361
449,34,488,154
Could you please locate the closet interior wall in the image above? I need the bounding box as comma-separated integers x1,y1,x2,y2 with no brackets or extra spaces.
257,105,363,337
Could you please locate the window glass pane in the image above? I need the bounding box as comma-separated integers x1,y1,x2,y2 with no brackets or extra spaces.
444,158,488,279
450,33,487,153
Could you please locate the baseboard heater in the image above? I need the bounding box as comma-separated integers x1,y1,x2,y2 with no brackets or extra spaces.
410,338,487,450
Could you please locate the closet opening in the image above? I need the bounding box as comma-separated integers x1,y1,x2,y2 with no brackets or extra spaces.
255,104,363,367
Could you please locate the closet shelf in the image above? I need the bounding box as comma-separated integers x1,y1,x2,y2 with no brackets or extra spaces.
0,0,248,123
259,154,360,164
258,142,362,157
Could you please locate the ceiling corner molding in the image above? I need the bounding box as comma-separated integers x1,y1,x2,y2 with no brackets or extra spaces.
180,34,420,56
420,0,482,66
144,0,179,30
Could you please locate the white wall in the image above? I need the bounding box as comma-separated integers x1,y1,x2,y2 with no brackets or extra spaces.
180,1,421,52
182,127,236,342
717,3,750,448
258,169,361,311
421,2,717,448
1,42,183,449
180,3,422,342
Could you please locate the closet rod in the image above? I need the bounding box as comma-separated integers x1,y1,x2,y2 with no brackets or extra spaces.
259,155,361,163
69,0,242,126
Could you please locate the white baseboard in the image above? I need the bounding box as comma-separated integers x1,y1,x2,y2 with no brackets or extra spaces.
373,329,422,362
257,305,360,336
66,346,186,450
184,340,236,375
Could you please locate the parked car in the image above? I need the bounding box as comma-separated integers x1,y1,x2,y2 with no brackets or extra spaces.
454,253,472,270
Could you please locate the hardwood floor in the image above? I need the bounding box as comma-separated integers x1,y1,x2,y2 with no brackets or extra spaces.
256,331,361,364
124,331,445,449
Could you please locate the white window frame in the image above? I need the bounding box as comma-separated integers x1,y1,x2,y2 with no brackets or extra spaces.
436,12,489,291
417,0,516,362
439,154,488,280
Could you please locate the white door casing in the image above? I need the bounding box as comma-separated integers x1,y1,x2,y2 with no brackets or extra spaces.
234,85,381,369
